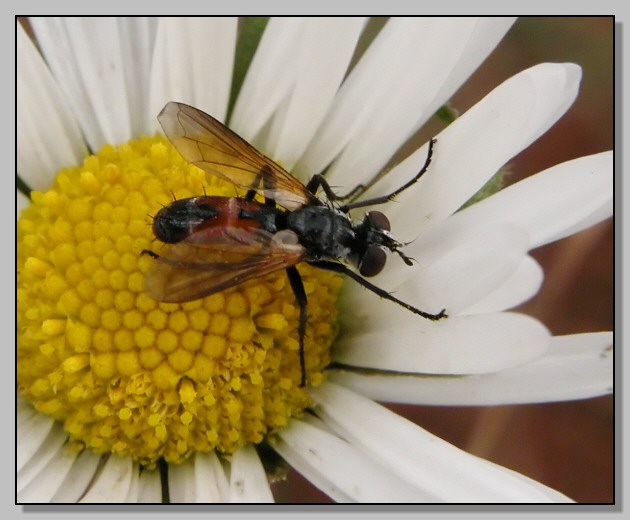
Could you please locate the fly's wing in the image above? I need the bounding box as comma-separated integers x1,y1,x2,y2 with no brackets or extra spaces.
144,226,306,303
158,102,317,211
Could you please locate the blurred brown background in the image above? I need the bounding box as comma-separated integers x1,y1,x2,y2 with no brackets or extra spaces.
273,17,614,503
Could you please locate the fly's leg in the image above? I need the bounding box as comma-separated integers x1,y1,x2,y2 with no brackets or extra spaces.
304,139,435,211
245,165,276,207
309,260,447,321
339,138,436,212
305,175,366,202
285,266,308,387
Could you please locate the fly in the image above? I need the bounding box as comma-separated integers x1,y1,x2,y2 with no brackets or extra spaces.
143,102,447,387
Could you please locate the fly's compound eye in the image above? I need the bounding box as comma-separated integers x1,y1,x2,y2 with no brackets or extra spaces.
359,245,387,277
366,210,390,231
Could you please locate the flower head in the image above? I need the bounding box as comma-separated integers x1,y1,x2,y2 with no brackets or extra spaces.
17,17,612,503
17,133,343,466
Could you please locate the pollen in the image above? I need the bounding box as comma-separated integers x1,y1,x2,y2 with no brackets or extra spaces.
17,135,343,468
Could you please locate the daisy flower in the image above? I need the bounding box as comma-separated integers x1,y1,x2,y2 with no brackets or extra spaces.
17,17,613,503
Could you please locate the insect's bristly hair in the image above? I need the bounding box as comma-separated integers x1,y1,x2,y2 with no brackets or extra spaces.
153,200,170,212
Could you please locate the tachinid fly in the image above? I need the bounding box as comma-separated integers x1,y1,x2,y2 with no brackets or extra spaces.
143,102,447,386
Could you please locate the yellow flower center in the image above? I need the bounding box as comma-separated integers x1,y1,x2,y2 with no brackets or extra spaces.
17,135,343,467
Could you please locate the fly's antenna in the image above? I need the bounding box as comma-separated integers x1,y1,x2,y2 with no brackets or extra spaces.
396,249,415,266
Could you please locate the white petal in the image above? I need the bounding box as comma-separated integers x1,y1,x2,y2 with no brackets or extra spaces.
116,17,158,137
298,18,513,186
168,459,197,503
17,421,67,492
194,452,230,502
329,331,613,405
228,444,274,503
452,151,613,249
17,435,76,502
544,199,612,245
230,18,308,140
50,450,102,502
275,418,439,502
79,455,134,503
492,464,574,502
17,407,55,472
299,409,339,436
265,18,366,171
310,382,571,502
149,17,237,129
30,17,139,148
17,396,38,427
137,468,163,503
312,17,498,187
17,22,87,190
298,18,480,184
334,311,550,375
17,190,30,216
379,222,529,315
381,63,583,238
461,255,544,314
123,464,141,503
420,18,516,120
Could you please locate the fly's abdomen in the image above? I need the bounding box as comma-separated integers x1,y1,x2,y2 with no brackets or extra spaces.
152,196,280,244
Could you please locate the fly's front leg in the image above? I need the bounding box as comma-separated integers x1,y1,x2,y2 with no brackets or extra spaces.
306,174,367,203
305,137,434,210
285,266,308,387
309,260,447,321
339,138,436,212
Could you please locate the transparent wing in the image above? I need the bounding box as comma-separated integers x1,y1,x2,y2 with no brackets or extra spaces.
158,102,317,210
144,226,306,303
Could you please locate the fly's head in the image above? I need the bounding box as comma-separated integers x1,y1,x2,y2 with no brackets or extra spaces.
351,211,413,277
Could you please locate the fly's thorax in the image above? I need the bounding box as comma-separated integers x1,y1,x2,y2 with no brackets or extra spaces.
285,206,355,261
